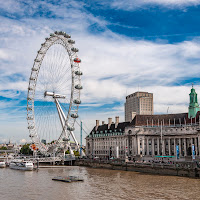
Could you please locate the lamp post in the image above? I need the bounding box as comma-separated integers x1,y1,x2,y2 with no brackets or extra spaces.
80,121,82,157
161,121,164,156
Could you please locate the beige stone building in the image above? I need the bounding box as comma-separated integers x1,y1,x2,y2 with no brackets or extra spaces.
125,91,153,122
86,114,200,161
86,87,200,161
124,114,200,160
86,117,129,159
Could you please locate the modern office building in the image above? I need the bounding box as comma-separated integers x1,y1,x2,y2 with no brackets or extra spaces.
125,91,153,122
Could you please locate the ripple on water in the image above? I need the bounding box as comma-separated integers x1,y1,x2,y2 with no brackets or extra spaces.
1,167,200,200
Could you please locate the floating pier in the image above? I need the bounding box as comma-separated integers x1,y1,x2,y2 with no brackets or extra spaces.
52,176,84,183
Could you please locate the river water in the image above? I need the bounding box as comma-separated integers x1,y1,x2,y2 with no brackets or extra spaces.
1,166,200,200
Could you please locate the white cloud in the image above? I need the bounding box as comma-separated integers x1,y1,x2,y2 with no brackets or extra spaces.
1,0,200,143
0,49,10,60
20,138,27,144
110,0,200,10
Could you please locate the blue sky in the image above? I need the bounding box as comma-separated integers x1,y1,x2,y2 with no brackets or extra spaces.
1,0,200,143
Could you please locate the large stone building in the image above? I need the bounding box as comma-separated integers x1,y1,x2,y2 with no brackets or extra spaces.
86,86,200,161
125,91,153,122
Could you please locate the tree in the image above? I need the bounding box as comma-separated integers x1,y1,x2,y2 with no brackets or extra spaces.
20,144,33,155
0,146,8,150
73,150,80,157
65,150,70,154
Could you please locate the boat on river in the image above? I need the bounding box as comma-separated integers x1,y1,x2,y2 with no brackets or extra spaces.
0,161,6,168
9,160,34,171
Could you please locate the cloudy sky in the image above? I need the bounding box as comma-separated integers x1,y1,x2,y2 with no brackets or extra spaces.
1,0,200,144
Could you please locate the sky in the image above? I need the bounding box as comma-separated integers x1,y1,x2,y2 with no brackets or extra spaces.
1,0,200,144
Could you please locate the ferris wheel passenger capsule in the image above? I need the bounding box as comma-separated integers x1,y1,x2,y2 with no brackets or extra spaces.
75,71,83,75
27,116,33,120
63,137,69,142
64,34,71,38
73,99,81,104
71,47,79,52
71,113,78,118
37,50,43,54
68,39,75,44
30,77,36,81
50,33,55,36
54,31,58,34
74,58,81,63
32,68,38,71
67,126,75,131
28,87,33,90
34,59,40,62
28,126,34,129
75,84,83,90
27,107,32,111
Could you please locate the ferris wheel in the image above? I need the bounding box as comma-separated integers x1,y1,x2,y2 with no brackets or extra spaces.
27,31,83,156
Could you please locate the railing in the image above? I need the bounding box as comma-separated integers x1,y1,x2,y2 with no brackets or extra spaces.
29,157,62,162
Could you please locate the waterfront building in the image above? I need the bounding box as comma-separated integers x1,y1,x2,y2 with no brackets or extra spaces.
86,86,200,161
86,117,130,159
125,91,153,122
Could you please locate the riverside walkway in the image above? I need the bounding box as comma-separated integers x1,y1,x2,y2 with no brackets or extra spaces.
75,159,200,178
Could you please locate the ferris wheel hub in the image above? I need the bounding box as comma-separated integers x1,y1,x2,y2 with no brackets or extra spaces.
44,91,66,99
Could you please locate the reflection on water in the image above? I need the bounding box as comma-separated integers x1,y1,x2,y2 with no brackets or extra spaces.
0,166,200,200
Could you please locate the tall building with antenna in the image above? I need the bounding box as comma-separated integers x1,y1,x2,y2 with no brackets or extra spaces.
125,91,153,122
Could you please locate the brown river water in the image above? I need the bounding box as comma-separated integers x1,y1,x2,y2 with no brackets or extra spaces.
0,166,200,200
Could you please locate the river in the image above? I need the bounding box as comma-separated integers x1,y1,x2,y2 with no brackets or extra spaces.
0,166,200,200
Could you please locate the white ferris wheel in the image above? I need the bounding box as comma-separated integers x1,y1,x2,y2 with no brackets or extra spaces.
27,31,83,156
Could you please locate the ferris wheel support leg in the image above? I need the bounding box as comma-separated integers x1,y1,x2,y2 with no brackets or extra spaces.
55,99,66,136
55,98,83,156
55,98,74,156
69,130,85,156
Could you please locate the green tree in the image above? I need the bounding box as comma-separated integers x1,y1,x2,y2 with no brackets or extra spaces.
73,150,80,157
20,144,33,155
0,146,8,150
65,150,70,154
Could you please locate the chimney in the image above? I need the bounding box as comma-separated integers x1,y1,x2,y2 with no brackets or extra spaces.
102,121,105,125
115,116,119,128
95,120,99,131
108,118,112,129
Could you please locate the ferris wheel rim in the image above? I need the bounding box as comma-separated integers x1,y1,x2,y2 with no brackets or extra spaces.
26,31,82,155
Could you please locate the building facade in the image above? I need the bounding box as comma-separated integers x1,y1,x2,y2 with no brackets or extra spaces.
86,117,129,159
86,87,200,161
86,114,200,160
125,91,153,122
124,113,200,160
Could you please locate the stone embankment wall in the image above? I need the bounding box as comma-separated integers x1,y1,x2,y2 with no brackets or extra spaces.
75,160,200,178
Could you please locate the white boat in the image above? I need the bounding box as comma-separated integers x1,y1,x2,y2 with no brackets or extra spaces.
0,161,6,168
9,160,33,171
